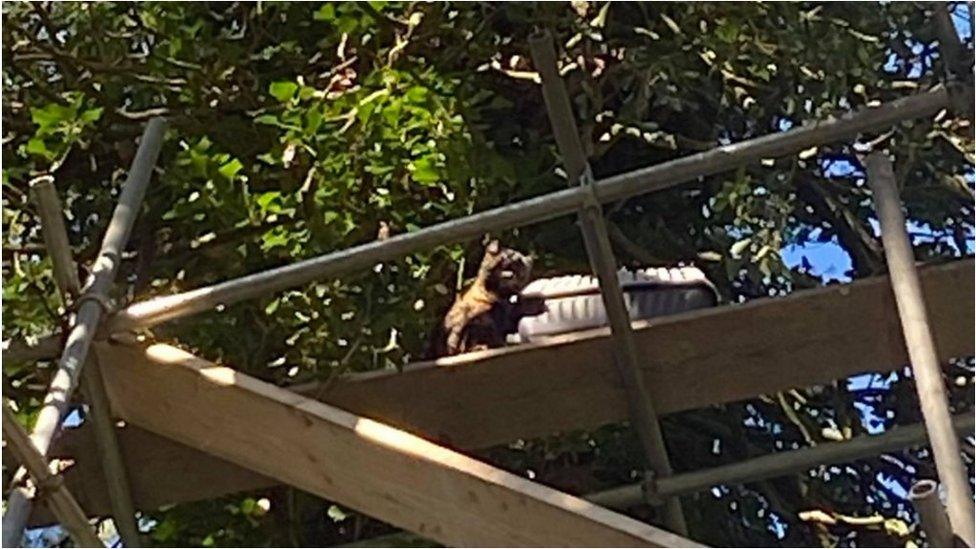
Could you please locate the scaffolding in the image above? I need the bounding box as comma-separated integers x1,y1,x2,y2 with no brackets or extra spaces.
2,13,974,548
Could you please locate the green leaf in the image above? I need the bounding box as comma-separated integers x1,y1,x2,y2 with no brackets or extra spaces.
382,100,403,125
269,81,299,102
716,22,738,43
306,108,323,135
218,158,244,180
405,86,428,103
261,230,289,251
337,14,359,34
30,103,73,131
254,114,280,125
313,3,336,21
257,191,282,212
25,138,52,159
189,149,208,177
254,113,303,131
80,107,104,124
409,156,439,184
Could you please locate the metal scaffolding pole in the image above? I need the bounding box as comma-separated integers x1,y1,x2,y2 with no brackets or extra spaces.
910,480,955,547
2,403,103,548
866,152,974,547
341,414,974,547
101,88,956,335
30,177,142,547
528,30,686,534
2,119,166,546
32,177,81,296
588,413,974,510
931,1,975,128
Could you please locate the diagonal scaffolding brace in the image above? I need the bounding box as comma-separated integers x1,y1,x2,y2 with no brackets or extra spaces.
93,341,703,548
30,176,142,547
2,402,103,548
528,30,687,534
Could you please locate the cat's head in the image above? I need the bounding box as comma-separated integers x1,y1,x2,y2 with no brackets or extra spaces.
478,240,533,296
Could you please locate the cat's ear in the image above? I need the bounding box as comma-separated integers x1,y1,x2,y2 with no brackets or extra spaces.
485,240,500,256
484,238,500,256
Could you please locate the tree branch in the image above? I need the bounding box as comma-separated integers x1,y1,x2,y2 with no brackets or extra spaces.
795,177,884,276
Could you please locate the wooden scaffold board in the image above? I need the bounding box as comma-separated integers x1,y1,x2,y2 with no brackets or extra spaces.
89,341,700,547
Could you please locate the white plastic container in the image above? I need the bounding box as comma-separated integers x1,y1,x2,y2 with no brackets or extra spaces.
514,266,718,343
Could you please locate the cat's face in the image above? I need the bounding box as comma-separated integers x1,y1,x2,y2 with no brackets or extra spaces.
479,240,533,296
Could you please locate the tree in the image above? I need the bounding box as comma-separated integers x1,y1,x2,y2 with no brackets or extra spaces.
2,2,972,546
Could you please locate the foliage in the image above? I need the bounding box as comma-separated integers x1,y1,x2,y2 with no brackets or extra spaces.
2,1,973,547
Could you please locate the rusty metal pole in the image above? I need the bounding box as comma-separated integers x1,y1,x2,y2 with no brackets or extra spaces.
866,152,975,547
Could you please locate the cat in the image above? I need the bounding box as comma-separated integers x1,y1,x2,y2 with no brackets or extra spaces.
424,240,545,358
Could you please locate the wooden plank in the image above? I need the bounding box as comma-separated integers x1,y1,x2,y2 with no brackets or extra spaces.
42,259,973,522
314,258,973,447
91,342,699,548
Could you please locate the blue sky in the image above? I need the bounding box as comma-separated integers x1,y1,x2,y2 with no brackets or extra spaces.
782,4,975,283
781,216,976,284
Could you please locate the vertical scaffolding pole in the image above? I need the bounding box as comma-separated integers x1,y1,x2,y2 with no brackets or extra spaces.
2,118,166,546
528,31,687,534
866,152,975,547
931,1,975,128
30,177,143,546
910,480,956,547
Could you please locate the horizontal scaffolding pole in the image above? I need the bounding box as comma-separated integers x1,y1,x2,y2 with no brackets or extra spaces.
106,87,956,333
586,413,975,510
